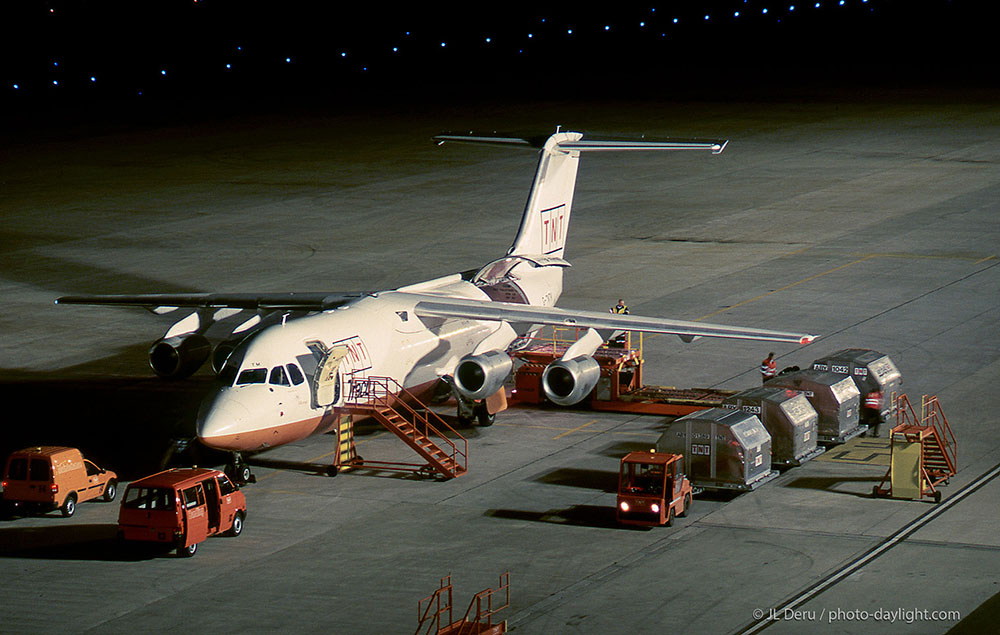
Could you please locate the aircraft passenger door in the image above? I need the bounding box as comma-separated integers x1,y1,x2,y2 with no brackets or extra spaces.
313,346,349,408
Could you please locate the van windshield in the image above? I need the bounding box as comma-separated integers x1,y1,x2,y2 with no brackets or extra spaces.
123,487,176,511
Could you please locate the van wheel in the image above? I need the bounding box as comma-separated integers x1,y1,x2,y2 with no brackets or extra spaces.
103,479,118,502
61,493,77,518
177,542,198,557
679,493,691,518
227,511,245,537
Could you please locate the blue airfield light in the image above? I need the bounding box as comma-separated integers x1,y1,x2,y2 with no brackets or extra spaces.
673,18,678,24
485,38,491,43
790,4,795,9
393,46,399,51
528,33,533,38
52,80,58,85
285,57,292,63
735,11,741,17
567,29,573,34
13,83,19,90
440,41,446,47
839,0,844,4
341,52,347,57
763,8,769,13
815,2,820,6
704,14,710,21
225,63,231,70
160,69,167,76
604,25,610,31
640,21,645,27
90,76,97,82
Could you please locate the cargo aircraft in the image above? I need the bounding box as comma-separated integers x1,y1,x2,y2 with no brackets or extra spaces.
58,130,816,481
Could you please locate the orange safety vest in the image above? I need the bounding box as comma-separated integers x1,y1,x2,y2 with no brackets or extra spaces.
760,358,776,378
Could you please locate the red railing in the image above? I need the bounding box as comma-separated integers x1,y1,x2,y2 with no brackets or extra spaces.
346,375,467,476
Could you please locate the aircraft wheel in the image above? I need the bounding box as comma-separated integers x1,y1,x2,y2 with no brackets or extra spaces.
235,463,252,485
61,493,77,518
476,403,495,427
227,511,245,537
103,479,118,502
177,542,198,557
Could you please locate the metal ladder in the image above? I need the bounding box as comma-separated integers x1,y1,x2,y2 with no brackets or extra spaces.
344,376,467,479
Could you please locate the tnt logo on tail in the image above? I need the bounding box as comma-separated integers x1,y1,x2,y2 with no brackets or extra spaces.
540,205,567,255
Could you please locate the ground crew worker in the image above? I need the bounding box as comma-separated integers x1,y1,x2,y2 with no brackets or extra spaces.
864,390,885,437
610,299,629,315
609,299,629,347
760,352,777,384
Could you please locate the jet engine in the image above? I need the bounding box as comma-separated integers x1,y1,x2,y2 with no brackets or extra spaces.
453,350,513,401
211,339,241,375
148,333,211,379
542,356,601,406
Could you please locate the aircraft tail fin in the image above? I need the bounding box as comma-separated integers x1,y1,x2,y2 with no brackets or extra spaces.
435,131,727,260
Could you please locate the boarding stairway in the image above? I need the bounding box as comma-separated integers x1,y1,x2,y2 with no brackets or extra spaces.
344,376,467,479
416,573,509,635
874,394,957,501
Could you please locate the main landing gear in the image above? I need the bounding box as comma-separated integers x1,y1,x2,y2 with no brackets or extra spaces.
457,398,494,427
226,453,256,485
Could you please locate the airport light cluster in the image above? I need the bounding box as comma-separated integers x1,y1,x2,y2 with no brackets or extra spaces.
0,1,961,100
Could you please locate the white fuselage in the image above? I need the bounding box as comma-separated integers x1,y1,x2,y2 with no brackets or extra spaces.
196,276,519,452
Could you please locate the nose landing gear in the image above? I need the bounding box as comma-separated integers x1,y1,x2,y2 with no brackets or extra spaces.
226,453,256,485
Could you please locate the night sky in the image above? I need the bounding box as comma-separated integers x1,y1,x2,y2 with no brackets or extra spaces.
1,1,995,125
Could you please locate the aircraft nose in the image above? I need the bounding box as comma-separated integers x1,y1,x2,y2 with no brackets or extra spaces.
197,390,252,450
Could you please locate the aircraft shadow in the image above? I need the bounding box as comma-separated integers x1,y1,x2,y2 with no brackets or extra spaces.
783,475,887,499
533,468,619,493
592,439,666,459
486,505,647,531
0,523,167,561
0,356,222,480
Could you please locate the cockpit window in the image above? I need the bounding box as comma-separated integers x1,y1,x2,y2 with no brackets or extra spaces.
269,366,289,386
286,363,305,386
236,368,267,385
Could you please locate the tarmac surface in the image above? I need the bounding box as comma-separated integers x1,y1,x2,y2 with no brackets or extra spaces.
2,92,999,633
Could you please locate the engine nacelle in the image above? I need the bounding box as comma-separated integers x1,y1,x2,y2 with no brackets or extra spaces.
454,351,513,401
542,356,601,406
211,339,241,375
148,334,211,379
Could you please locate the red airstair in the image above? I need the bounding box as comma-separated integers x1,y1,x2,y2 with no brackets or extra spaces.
343,376,467,479
874,394,957,502
416,572,510,635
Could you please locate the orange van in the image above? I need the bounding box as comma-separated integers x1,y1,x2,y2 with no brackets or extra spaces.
118,468,246,557
1,446,118,517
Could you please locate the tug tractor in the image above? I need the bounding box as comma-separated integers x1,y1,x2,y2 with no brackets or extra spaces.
617,451,692,527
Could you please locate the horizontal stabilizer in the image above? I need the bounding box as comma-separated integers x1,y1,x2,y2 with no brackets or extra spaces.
434,132,727,155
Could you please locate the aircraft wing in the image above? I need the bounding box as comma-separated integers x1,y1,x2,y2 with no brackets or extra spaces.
55,292,364,312
411,295,816,345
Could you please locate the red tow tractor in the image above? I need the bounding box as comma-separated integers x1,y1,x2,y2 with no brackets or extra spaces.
617,451,692,527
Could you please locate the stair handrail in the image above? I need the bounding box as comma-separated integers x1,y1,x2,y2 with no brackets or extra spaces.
347,376,468,472
416,575,453,635
922,395,957,474
893,393,919,428
455,572,510,635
